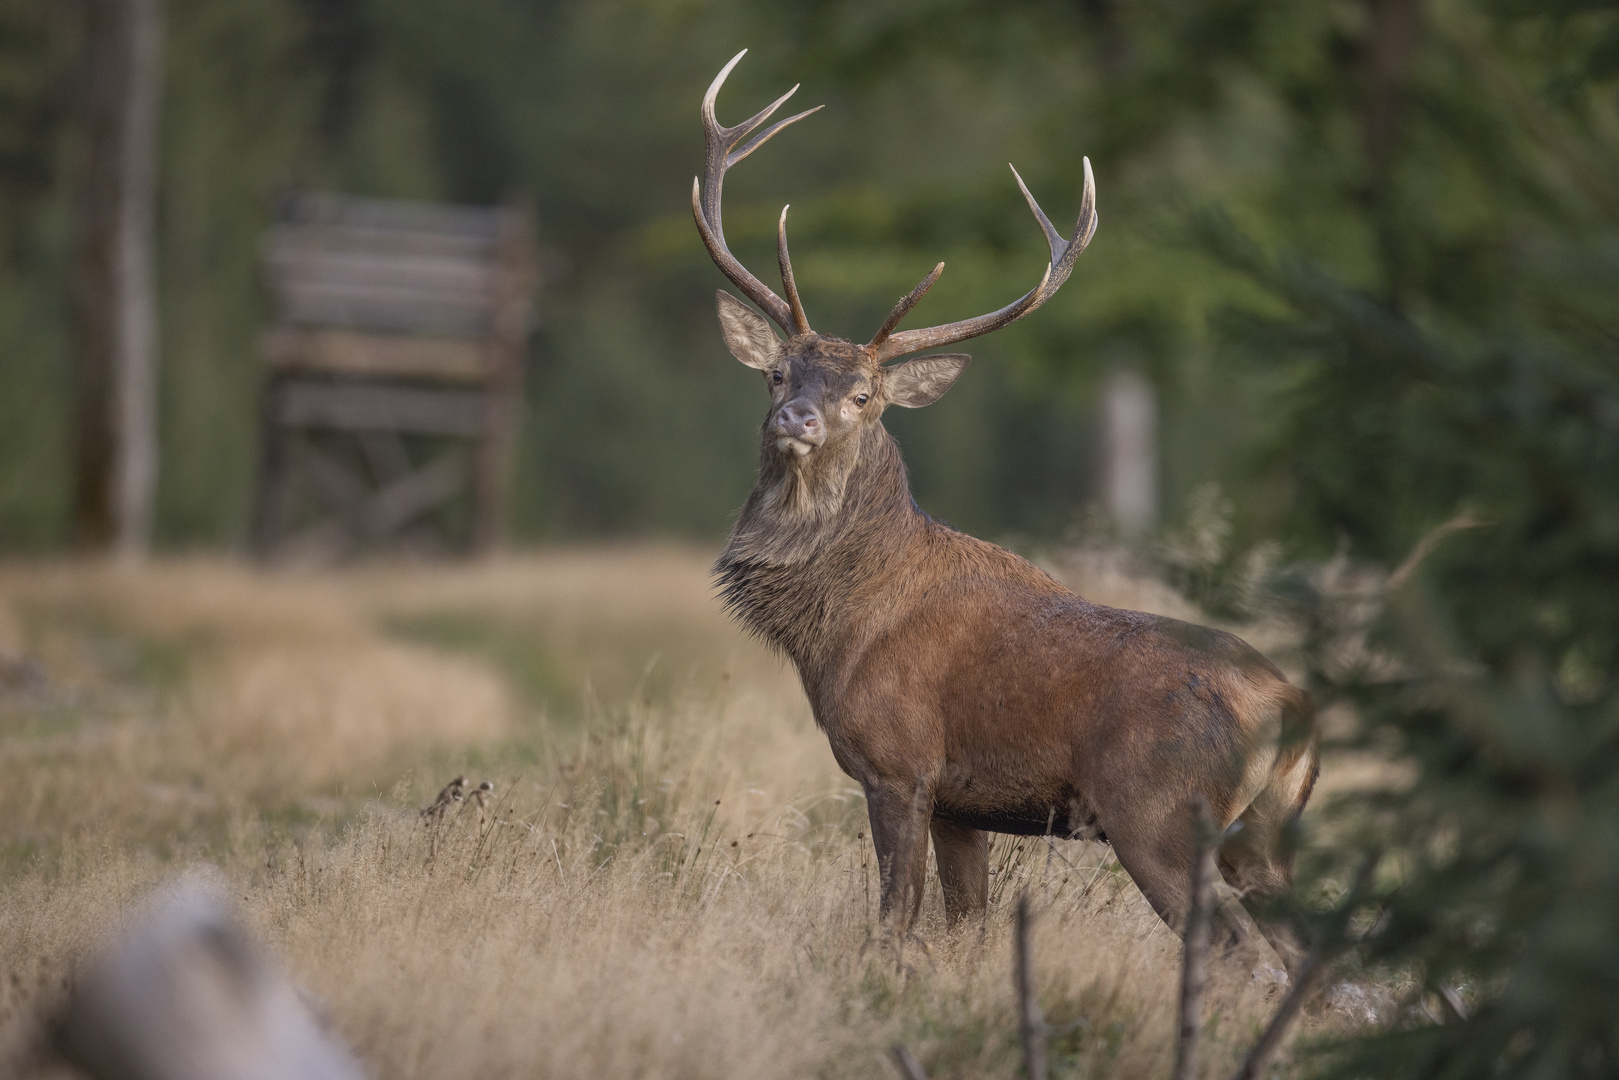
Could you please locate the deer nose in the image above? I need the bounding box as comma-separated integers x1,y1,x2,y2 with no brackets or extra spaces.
771,402,824,444
770,401,825,456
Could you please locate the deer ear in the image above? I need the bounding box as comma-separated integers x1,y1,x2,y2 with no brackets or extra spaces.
716,290,781,370
884,353,971,408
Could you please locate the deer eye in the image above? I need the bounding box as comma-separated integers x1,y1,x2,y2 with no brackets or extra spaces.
771,370,784,385
854,393,869,407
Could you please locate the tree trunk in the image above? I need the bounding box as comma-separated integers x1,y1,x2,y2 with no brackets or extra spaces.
1362,0,1421,301
1101,368,1158,536
72,0,163,558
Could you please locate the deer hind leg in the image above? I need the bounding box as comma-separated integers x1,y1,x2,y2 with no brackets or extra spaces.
1216,842,1305,980
1216,746,1321,979
929,817,988,931
864,779,934,938
1095,808,1195,934
1099,807,1289,978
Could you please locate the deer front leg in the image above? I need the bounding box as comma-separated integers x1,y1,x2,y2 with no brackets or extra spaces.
930,816,988,930
864,779,933,937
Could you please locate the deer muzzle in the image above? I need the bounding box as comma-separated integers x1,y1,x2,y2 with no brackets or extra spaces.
770,402,824,457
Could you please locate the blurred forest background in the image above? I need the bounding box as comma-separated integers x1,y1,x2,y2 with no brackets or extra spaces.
0,0,1600,554
3,0,1619,1075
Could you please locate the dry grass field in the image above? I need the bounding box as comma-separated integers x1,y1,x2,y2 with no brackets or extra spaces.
0,546,1370,1079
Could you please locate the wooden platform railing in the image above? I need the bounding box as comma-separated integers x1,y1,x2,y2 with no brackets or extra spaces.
252,191,534,560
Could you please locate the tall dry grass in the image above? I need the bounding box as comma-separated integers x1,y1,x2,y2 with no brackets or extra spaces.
0,547,1355,1079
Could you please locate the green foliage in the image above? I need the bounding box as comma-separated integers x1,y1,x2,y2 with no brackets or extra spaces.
1157,2,1619,1075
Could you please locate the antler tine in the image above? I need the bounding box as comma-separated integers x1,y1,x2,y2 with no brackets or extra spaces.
1016,156,1097,304
868,156,1098,363
733,101,824,167
778,206,811,336
1011,164,1064,261
702,54,820,167
868,262,945,353
694,50,824,335
700,51,756,130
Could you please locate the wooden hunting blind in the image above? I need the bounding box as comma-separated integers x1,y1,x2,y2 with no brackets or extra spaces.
252,192,535,559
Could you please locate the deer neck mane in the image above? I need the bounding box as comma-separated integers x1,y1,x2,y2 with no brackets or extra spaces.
714,421,924,675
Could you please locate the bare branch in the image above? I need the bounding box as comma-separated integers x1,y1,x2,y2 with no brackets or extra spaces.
1016,892,1049,1080
1226,944,1322,1080
1174,799,1216,1080
1387,511,1487,592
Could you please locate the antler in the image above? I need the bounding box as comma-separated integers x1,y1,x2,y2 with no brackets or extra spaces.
692,50,822,337
866,157,1098,363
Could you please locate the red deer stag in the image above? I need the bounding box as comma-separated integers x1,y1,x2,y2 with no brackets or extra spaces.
694,51,1318,972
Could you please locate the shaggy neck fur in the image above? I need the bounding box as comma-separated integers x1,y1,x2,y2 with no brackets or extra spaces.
715,419,926,683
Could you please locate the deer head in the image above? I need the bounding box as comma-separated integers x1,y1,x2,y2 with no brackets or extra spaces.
694,49,1098,478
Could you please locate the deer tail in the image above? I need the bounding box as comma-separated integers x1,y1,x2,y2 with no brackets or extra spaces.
1275,683,1320,822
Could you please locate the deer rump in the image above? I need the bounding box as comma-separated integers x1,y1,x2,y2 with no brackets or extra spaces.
693,51,1319,973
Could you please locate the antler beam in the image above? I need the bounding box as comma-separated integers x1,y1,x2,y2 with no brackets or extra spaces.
866,158,1098,362
692,50,821,337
